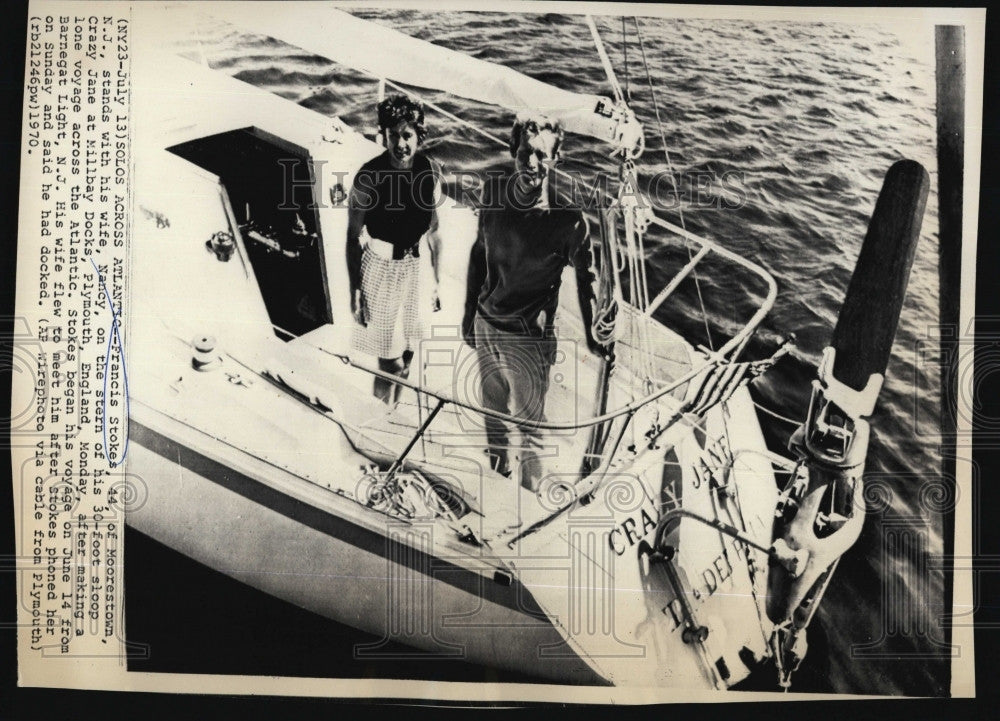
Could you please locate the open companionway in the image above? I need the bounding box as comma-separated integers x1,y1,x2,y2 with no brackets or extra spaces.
168,127,333,338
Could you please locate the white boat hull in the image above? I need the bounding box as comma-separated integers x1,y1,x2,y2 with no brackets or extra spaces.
127,412,606,685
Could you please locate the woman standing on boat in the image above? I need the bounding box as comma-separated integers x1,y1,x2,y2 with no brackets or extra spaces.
346,95,443,404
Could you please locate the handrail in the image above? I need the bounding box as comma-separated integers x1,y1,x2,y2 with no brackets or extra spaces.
645,215,779,344
643,244,710,317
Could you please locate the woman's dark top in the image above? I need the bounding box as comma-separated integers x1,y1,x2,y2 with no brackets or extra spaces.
352,151,435,258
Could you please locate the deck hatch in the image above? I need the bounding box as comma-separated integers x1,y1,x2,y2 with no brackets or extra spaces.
168,127,333,337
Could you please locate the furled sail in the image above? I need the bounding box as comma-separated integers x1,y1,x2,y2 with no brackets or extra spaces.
203,3,642,151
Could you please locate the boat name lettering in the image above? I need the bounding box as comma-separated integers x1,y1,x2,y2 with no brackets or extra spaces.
606,503,769,632
693,436,734,490
608,507,658,555
663,548,739,633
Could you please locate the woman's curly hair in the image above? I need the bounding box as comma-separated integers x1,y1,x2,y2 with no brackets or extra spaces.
377,94,427,142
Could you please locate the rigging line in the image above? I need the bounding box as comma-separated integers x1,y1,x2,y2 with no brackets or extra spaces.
632,17,715,353
381,77,614,213
585,15,625,104
751,398,802,427
386,76,640,371
382,78,507,149
614,171,654,385
589,3,646,320
387,72,631,275
621,16,630,103
634,208,651,310
631,20,680,227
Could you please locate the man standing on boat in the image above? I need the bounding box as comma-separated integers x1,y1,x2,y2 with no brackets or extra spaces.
462,114,608,491
347,95,443,404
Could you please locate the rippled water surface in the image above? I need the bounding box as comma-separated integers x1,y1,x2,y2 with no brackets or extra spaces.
158,8,949,696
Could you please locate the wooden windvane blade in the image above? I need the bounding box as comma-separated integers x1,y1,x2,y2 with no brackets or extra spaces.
830,159,929,392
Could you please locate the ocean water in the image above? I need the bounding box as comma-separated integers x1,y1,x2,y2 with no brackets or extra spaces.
136,9,950,696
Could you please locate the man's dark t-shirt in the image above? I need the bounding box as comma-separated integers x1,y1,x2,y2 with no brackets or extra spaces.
463,175,597,339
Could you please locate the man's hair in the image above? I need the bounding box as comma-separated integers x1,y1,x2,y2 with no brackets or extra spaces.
509,113,564,158
377,94,427,142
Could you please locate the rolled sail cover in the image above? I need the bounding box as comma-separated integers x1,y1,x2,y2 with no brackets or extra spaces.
204,3,633,148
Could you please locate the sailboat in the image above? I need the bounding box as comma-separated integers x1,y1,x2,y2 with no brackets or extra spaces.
124,5,929,689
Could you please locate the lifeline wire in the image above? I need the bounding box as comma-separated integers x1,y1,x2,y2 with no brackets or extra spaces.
633,18,716,353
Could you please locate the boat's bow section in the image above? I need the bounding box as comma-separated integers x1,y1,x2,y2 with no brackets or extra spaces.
486,386,777,688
